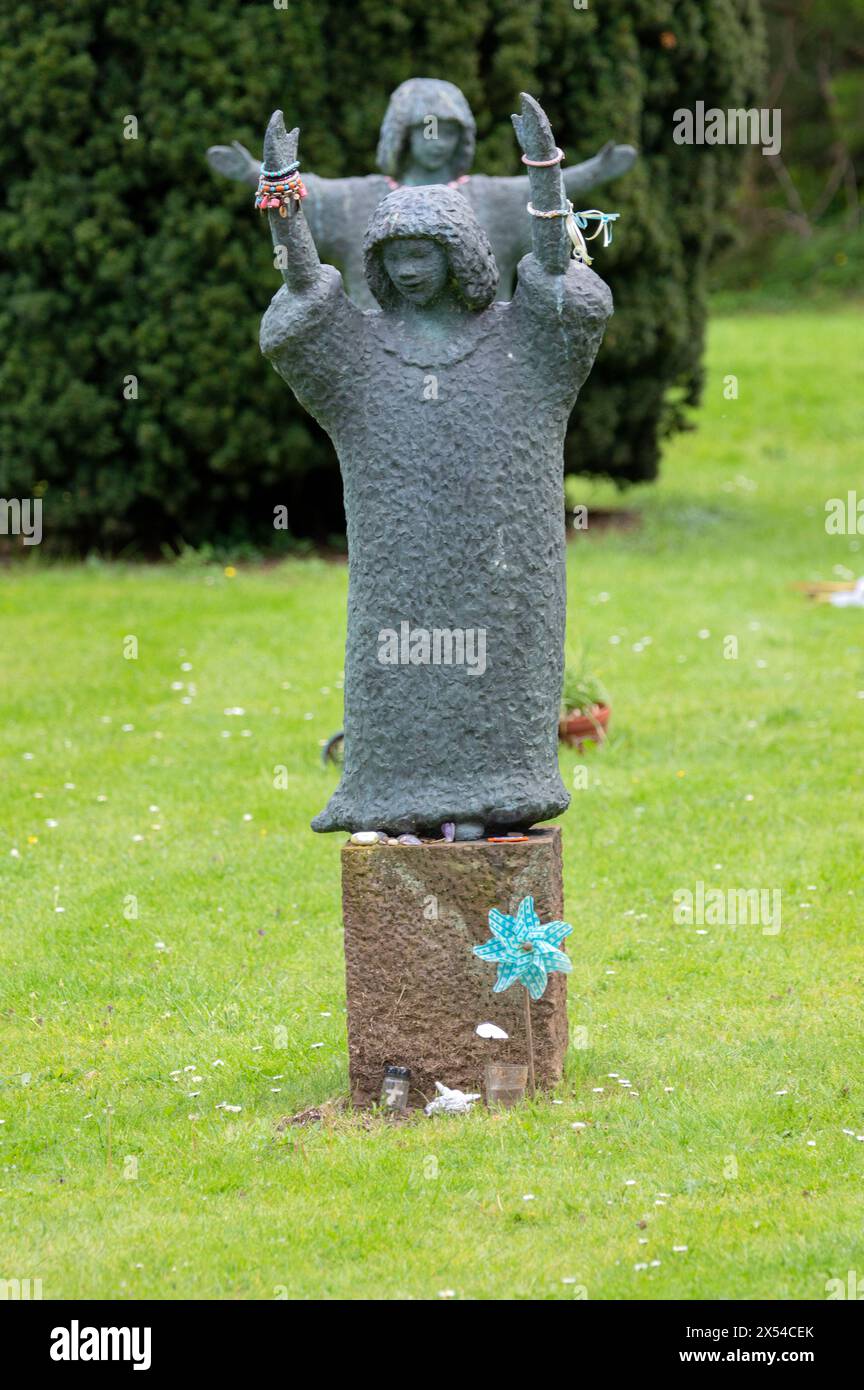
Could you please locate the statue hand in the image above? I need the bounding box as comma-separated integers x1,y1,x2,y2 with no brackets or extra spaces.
206,140,259,185
261,111,319,289
511,93,569,274
511,92,559,165
263,111,299,172
262,110,302,217
562,139,637,201
594,140,638,180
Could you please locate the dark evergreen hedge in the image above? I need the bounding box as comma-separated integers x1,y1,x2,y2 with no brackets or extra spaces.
0,0,765,551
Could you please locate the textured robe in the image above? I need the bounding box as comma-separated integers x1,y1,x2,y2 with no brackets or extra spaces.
261,254,612,833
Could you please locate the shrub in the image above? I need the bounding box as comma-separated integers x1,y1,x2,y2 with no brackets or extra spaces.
0,0,765,551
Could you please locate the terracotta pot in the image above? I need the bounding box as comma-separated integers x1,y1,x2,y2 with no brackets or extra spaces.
558,703,611,749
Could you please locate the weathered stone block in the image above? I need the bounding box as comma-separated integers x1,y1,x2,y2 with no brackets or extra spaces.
341,827,569,1107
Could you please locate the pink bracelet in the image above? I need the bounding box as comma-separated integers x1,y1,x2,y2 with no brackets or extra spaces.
521,147,565,167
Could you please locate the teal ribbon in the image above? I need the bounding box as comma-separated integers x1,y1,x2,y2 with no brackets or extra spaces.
565,206,620,265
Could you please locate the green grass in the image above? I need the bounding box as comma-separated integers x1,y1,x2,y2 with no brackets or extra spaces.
1,307,863,1301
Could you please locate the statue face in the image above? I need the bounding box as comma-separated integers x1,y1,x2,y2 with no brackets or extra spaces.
407,118,463,173
381,238,450,305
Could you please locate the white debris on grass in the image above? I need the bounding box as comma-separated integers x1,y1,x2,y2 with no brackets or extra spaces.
425,1083,481,1116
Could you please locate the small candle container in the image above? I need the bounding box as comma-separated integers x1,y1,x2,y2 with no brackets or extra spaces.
485,1062,528,1108
380,1065,411,1112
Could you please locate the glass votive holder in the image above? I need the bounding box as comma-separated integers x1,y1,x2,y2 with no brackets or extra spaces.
380,1065,411,1112
485,1062,528,1108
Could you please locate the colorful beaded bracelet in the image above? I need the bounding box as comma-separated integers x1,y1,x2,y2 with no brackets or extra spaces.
255,161,307,216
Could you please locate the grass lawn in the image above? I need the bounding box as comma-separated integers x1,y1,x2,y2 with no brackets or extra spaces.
1,307,862,1301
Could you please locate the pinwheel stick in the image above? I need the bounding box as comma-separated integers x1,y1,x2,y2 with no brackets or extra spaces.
525,992,536,1097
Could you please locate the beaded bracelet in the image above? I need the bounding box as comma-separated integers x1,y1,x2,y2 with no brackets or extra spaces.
526,200,620,266
255,160,307,216
526,201,570,218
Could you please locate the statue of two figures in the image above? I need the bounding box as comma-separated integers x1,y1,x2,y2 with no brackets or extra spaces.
245,88,621,841
209,77,635,306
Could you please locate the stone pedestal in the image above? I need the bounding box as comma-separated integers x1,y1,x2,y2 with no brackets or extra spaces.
340,827,569,1108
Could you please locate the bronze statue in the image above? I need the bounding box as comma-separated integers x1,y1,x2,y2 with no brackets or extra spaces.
257,94,613,841
210,77,635,305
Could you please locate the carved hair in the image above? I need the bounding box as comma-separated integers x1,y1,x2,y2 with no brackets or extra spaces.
363,185,499,312
376,78,476,180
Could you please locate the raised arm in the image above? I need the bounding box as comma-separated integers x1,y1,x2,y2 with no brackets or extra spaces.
511,93,570,276
563,140,637,201
260,110,321,295
206,140,260,189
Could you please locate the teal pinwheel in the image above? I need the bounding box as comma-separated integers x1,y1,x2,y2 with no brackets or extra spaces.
473,895,572,1001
